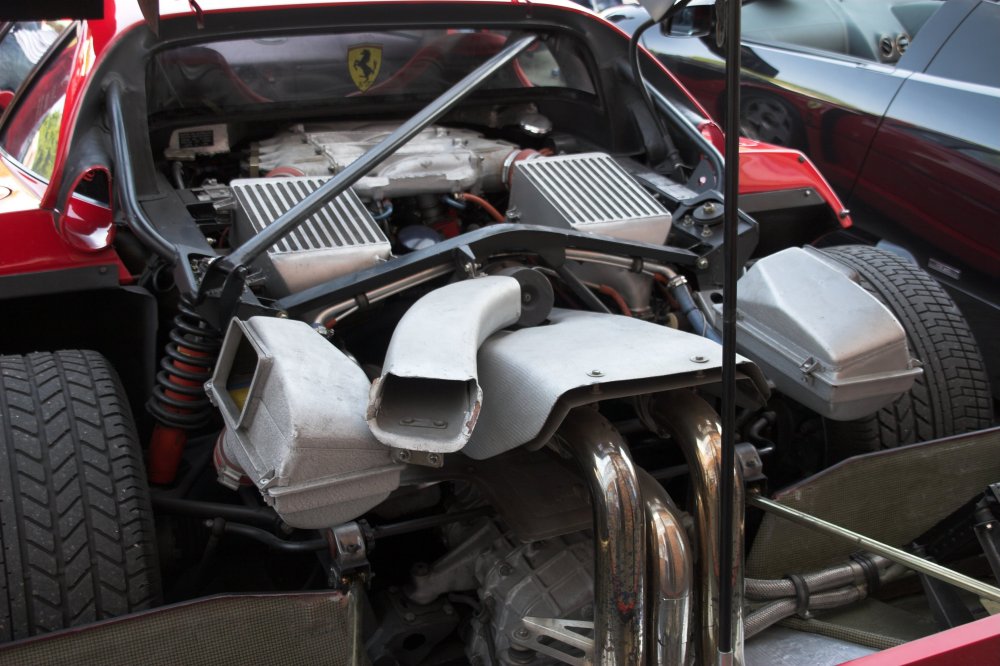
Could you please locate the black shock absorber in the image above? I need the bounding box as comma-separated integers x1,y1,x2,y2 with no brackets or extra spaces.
147,297,222,485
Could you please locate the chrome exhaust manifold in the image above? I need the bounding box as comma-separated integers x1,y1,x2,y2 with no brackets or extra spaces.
542,392,739,665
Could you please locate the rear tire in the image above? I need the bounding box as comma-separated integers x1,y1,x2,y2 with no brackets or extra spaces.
821,246,992,459
0,350,160,641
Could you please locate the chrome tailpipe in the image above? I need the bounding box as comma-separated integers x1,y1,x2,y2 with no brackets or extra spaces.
640,390,745,665
560,408,647,665
639,470,694,666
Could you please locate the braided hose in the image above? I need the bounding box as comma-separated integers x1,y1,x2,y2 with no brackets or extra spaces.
745,585,867,640
745,555,891,600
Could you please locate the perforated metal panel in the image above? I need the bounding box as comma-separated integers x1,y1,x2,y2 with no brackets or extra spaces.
0,590,367,666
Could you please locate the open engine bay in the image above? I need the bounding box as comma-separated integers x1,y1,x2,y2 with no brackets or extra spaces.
57,11,993,664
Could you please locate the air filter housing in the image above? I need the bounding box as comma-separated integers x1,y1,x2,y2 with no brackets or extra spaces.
230,177,391,295
508,153,672,245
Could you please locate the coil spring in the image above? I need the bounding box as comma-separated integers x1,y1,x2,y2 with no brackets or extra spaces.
147,298,222,430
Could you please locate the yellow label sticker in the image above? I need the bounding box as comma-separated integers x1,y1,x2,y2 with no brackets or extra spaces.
348,44,382,92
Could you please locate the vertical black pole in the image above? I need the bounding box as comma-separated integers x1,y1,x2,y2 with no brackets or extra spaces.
719,0,742,661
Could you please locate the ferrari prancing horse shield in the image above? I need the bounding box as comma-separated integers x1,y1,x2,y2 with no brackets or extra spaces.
349,44,382,92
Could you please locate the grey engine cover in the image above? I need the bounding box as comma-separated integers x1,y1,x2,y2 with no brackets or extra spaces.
463,309,768,460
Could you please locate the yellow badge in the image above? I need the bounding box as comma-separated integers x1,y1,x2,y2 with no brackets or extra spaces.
348,44,382,92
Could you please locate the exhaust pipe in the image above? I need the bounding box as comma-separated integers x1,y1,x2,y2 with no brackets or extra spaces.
639,390,745,664
638,470,693,666
560,408,647,665
367,276,524,454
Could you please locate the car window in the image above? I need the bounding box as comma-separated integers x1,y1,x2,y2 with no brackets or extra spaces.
148,29,596,116
925,3,1000,88
0,21,71,95
0,31,77,181
741,0,943,64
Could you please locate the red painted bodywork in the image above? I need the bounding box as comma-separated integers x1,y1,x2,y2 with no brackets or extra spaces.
0,206,127,281
738,138,853,227
841,613,1000,666
0,0,852,290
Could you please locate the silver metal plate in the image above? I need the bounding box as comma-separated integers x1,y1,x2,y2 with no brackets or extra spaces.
463,309,768,460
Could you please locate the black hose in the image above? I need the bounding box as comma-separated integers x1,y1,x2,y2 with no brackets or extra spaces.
152,495,279,528
218,521,328,553
629,6,690,177
667,275,722,343
556,265,612,314
370,506,495,540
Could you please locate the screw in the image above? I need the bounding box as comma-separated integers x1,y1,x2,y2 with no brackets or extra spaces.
587,369,604,377
691,355,709,364
401,417,415,424
514,628,530,640
701,225,713,237
433,419,446,427
702,202,716,214
427,453,441,466
396,450,411,462
499,563,514,577
404,612,416,623
696,257,709,270
804,189,812,197
276,311,289,319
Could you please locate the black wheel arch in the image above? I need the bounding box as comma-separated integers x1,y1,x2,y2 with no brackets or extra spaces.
0,286,159,437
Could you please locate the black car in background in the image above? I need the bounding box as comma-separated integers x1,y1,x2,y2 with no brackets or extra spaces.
606,0,1000,394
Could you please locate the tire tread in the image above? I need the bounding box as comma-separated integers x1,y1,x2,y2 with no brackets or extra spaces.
822,246,991,457
0,350,160,641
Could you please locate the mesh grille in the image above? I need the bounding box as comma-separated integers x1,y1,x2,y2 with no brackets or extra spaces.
748,427,1000,578
516,154,666,225
231,177,386,255
0,591,367,666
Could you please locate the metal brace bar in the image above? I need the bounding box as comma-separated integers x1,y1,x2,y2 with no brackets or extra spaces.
750,494,1000,603
518,617,595,666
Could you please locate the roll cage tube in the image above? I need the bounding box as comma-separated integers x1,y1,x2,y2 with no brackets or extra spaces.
194,34,538,311
106,79,178,264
